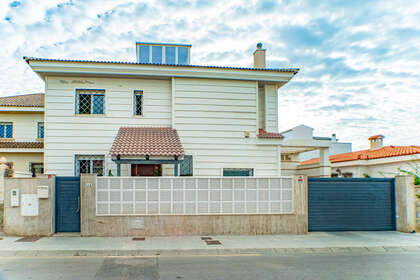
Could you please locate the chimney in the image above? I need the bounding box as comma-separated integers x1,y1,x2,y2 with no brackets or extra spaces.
253,43,266,68
368,135,384,149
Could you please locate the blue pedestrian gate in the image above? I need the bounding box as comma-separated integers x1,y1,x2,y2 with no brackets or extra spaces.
55,176,81,232
308,178,396,231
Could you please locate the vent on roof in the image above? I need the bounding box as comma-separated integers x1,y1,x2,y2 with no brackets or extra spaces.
136,42,191,65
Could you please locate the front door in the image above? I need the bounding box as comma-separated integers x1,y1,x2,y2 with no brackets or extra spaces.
131,164,162,176
55,176,81,232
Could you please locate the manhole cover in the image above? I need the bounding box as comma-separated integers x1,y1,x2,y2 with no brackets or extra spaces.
205,240,222,245
15,237,41,242
132,237,146,241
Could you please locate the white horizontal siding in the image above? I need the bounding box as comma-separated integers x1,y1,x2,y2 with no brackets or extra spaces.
265,85,278,132
45,76,171,175
174,78,278,176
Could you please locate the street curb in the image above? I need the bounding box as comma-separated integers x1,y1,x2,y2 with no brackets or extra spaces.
0,246,419,257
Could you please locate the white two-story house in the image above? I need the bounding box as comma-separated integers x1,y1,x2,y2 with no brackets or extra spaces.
24,42,332,177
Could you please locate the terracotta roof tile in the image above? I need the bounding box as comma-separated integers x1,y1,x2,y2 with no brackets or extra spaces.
300,145,420,165
0,93,44,107
0,141,43,149
110,127,184,157
300,157,320,165
368,135,384,140
257,128,284,139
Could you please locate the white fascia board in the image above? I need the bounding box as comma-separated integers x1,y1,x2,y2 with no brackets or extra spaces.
0,106,44,112
256,138,331,149
0,148,43,153
28,61,296,84
280,138,332,148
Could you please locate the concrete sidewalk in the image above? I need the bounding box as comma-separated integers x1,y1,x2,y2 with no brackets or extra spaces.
0,232,419,257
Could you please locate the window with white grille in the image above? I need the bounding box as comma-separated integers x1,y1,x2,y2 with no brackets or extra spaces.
75,155,105,176
75,89,105,115
134,90,143,116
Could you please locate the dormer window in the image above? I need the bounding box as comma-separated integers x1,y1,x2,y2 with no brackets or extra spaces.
136,42,191,65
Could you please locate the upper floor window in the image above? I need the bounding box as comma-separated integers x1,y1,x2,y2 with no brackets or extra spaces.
38,122,44,139
178,47,189,65
0,122,13,138
165,46,176,64
134,90,143,116
152,46,162,63
137,43,190,65
76,89,105,115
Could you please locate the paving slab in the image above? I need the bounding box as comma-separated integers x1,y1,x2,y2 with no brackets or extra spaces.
0,231,419,257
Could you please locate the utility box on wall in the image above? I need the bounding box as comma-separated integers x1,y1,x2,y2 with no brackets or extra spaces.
37,186,49,198
10,189,19,207
21,194,39,216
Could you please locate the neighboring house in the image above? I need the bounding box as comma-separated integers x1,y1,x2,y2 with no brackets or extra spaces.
300,135,420,177
299,133,352,162
0,93,44,177
23,42,332,177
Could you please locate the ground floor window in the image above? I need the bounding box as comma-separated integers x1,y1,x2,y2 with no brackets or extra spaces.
223,168,254,176
180,155,193,176
75,155,104,176
29,162,44,177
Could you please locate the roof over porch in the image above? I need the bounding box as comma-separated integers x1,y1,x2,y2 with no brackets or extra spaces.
110,127,184,158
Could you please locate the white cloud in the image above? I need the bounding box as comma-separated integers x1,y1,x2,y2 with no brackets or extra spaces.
0,0,419,149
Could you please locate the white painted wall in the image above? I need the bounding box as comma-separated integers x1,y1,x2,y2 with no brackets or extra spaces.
45,76,171,176
0,112,44,141
264,84,277,132
332,155,420,178
45,76,280,176
300,141,352,161
0,112,44,175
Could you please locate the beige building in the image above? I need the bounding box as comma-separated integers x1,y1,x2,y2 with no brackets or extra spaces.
24,42,332,177
300,135,420,178
0,93,44,177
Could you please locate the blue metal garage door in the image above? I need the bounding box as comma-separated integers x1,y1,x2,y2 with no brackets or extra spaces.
308,178,396,231
55,176,81,232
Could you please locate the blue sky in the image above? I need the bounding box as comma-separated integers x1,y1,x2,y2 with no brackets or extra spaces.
0,0,419,149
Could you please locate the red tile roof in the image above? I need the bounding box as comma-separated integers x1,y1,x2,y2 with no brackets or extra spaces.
300,157,320,165
110,127,184,157
257,128,284,139
300,145,420,165
0,141,43,149
0,93,44,107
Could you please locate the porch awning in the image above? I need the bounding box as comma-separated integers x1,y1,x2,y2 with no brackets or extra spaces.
110,127,184,157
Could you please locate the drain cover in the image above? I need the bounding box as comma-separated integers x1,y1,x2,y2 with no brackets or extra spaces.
205,240,222,245
15,237,41,242
132,237,146,241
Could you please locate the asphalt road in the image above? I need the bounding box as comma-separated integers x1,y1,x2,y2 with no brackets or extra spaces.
0,252,419,280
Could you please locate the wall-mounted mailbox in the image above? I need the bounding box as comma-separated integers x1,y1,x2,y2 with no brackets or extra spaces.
21,194,39,216
11,189,19,207
37,186,49,198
